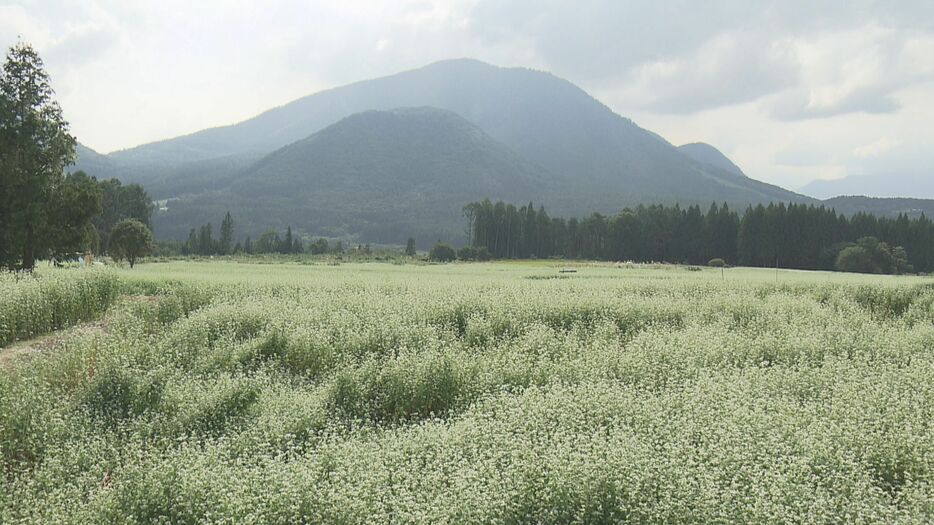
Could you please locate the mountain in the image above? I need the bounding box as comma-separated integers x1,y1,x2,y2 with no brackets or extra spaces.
678,143,745,177
72,143,119,178
801,173,934,200
156,108,554,240
822,196,934,219
85,59,814,242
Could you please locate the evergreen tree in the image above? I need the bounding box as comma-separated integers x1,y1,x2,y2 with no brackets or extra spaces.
198,223,214,255
461,198,934,274
283,226,293,254
186,228,198,255
405,237,417,257
0,41,97,270
219,211,233,255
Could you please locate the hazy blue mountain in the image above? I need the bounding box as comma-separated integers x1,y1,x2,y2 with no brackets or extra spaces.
801,173,934,200
678,143,745,177
823,195,934,219
106,59,804,204
72,143,119,178
154,108,555,241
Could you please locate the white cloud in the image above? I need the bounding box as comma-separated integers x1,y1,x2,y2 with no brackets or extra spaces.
613,30,798,114
852,138,898,158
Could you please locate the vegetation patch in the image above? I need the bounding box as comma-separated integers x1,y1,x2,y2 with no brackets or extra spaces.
1,262,933,523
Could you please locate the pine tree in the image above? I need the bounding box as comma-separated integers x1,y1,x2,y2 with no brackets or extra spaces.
283,226,293,254
186,228,198,255
198,223,214,255
219,211,233,255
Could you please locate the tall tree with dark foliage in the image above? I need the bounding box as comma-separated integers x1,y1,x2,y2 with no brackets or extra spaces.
0,41,99,270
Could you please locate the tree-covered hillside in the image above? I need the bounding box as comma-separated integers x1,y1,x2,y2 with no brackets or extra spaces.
154,108,554,242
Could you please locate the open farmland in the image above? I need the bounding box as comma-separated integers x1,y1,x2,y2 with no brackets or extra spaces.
1,261,933,523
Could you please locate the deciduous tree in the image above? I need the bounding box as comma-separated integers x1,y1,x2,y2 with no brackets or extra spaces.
110,219,152,268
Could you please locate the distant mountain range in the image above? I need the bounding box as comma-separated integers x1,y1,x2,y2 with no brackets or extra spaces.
801,173,934,201
72,59,933,244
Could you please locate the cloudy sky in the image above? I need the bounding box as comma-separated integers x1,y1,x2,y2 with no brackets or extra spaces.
2,0,932,191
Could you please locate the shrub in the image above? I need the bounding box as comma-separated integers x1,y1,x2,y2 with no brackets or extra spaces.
457,246,493,261
428,243,456,262
708,258,726,268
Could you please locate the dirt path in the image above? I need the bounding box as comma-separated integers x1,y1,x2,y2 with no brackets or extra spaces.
0,295,161,371
0,320,107,370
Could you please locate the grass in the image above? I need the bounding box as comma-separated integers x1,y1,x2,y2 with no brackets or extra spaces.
0,260,932,523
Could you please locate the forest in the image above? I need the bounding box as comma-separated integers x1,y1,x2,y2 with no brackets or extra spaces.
464,199,932,273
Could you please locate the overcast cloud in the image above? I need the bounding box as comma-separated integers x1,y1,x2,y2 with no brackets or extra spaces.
1,0,932,191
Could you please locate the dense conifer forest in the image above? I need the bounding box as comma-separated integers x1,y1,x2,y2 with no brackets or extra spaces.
464,199,933,273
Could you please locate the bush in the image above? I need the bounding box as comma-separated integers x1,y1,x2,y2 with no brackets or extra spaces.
457,246,493,261
834,237,911,275
428,243,456,262
708,258,726,268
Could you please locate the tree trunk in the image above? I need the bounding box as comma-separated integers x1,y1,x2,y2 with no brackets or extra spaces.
22,223,35,271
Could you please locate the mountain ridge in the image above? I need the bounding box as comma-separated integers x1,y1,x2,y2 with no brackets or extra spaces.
70,58,929,242
800,172,934,200
678,143,745,177
155,107,556,241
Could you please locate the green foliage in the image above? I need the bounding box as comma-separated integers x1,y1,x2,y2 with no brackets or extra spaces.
219,211,233,255
0,269,120,346
428,243,456,262
92,177,153,254
835,237,913,275
44,171,103,262
0,42,98,270
109,219,153,268
405,237,416,257
308,238,329,255
708,258,726,267
457,245,492,261
466,199,934,273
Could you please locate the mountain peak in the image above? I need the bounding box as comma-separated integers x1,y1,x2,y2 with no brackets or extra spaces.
678,142,745,178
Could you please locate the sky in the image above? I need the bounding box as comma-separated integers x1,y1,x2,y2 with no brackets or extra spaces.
1,0,932,192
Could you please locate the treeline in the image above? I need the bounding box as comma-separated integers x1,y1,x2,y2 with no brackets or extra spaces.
464,199,934,273
182,212,346,256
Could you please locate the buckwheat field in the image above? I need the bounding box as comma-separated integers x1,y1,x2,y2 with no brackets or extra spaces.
1,261,933,523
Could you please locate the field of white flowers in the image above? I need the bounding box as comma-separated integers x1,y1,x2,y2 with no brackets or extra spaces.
1,261,932,523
